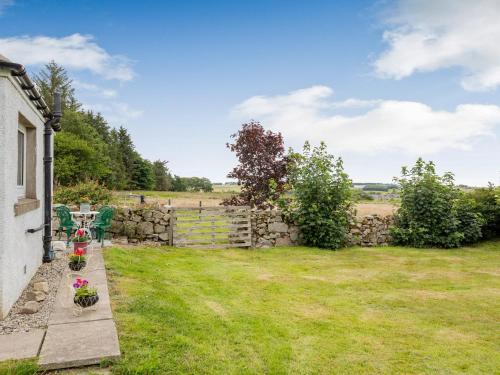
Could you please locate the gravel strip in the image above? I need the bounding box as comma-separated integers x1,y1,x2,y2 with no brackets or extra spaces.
0,252,66,335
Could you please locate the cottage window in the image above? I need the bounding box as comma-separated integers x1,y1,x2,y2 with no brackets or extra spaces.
14,116,39,216
17,125,26,197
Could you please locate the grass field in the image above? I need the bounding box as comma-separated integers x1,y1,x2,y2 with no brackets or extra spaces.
113,190,398,217
103,241,500,374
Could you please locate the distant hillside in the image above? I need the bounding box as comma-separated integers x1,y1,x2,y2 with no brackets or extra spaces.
353,183,399,192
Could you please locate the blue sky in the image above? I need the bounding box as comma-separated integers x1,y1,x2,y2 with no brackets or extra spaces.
1,0,499,185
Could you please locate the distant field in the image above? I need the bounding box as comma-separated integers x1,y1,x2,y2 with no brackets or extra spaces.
113,190,397,217
212,184,241,193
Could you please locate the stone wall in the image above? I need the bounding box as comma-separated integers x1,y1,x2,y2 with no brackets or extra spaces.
54,205,393,248
251,210,301,247
109,206,172,245
251,210,393,248
348,215,393,247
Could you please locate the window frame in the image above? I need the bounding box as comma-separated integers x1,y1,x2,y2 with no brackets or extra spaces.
17,123,27,198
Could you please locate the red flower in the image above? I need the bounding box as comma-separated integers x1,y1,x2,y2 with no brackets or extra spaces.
76,228,85,237
74,248,84,256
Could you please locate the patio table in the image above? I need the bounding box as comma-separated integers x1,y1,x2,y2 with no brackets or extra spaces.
70,211,99,242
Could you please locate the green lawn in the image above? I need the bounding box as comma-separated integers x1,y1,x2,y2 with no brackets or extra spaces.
104,241,500,374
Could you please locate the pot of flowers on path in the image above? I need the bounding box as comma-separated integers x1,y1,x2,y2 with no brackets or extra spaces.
72,228,90,253
68,248,87,271
73,278,99,308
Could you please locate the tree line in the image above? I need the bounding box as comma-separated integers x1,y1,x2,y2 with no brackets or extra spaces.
34,62,212,192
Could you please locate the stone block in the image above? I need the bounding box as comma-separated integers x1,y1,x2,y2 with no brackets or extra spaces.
137,221,154,236
268,222,289,233
154,224,166,233
33,281,49,293
153,211,164,219
123,221,137,237
27,291,46,302
21,301,40,314
276,236,292,246
158,232,169,242
110,220,124,234
289,228,299,242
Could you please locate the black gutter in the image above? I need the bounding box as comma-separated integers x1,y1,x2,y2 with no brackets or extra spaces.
0,60,62,262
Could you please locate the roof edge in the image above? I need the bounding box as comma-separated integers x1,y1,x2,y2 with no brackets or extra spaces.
0,59,52,120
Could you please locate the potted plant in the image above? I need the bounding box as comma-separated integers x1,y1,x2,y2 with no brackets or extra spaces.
73,278,99,308
68,248,87,271
72,228,90,253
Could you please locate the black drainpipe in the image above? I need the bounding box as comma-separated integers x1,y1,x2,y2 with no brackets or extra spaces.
1,60,62,262
42,92,62,262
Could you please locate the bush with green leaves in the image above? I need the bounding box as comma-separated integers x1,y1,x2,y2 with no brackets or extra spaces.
286,142,352,249
454,195,485,244
391,158,485,248
54,181,112,205
466,184,500,239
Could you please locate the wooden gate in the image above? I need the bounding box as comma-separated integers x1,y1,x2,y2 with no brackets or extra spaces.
172,206,251,249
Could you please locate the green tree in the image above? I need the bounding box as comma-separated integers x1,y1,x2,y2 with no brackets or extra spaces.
54,132,110,185
287,142,352,249
153,160,173,191
131,157,155,190
33,61,79,111
171,175,187,192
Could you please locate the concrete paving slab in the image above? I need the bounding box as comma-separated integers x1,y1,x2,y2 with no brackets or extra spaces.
86,249,105,271
0,329,45,361
39,319,120,370
49,268,112,325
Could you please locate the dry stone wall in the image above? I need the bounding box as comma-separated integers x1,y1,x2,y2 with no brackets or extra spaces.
251,210,393,248
54,205,393,247
109,206,172,244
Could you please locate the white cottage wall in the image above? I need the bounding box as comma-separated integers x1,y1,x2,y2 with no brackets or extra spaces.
0,68,47,318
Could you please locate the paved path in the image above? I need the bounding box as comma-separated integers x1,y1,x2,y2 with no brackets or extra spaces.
0,329,45,361
38,245,120,370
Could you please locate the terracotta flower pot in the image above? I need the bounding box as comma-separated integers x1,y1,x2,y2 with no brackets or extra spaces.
73,242,88,254
68,261,86,271
74,294,99,308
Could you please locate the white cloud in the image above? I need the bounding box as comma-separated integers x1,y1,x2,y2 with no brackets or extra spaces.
234,85,500,154
374,0,500,91
81,102,143,126
73,80,117,98
0,33,134,81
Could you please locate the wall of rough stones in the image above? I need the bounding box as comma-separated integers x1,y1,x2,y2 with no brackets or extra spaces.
251,210,393,248
109,206,172,245
54,205,393,247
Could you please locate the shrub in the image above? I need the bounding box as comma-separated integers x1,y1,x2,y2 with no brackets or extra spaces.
287,142,352,249
467,184,500,239
391,159,463,248
54,181,112,205
454,195,484,244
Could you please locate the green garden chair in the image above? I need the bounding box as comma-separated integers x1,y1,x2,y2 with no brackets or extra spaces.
91,206,114,246
55,205,80,244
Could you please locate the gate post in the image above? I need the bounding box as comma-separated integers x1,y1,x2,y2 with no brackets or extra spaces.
169,208,176,246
